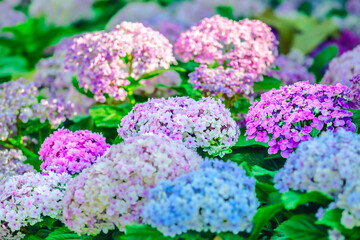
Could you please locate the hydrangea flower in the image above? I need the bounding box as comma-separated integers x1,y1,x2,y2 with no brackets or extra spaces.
346,0,360,16
0,2,26,34
29,0,95,26
0,78,75,141
0,172,70,239
245,81,356,157
0,149,35,181
175,15,277,98
266,49,315,85
274,129,360,196
62,134,203,235
175,15,277,75
347,74,360,109
322,45,360,86
65,22,176,102
39,128,109,175
142,159,259,237
337,181,360,229
118,97,239,156
34,39,94,114
328,229,345,240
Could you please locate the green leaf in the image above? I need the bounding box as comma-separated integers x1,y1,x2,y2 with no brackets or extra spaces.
281,191,333,210
216,5,234,19
22,119,49,134
24,156,42,172
251,165,277,178
255,182,280,204
89,105,130,128
45,227,92,240
217,232,245,240
234,134,269,148
310,45,338,83
0,56,28,76
248,204,284,240
275,215,328,240
137,67,186,81
350,109,360,133
38,217,57,230
113,136,123,145
72,77,95,99
121,225,172,240
253,76,282,92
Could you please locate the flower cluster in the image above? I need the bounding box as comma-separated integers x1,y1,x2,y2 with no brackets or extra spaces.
346,0,360,16
0,149,34,181
65,22,176,102
274,129,360,195
34,39,94,114
143,159,259,237
62,134,203,235
0,78,75,141
118,97,239,156
0,2,26,34
0,172,70,239
39,128,109,175
245,81,356,157
322,45,360,86
175,15,277,98
347,74,360,109
266,49,315,86
189,65,253,98
29,0,95,26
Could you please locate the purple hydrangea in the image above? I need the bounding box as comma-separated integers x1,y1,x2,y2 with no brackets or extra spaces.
65,22,176,102
0,172,70,239
62,134,203,235
39,128,109,175
0,149,35,181
245,81,356,157
142,159,259,236
117,97,239,157
347,73,360,109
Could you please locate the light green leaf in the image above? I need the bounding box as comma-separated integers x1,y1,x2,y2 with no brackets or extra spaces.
281,191,333,210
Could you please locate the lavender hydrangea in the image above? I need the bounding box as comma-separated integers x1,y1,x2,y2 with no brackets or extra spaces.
0,172,70,239
117,97,239,156
0,149,35,181
274,129,360,197
0,2,26,35
65,22,176,102
0,79,75,141
29,0,95,26
346,0,360,16
322,45,360,86
347,74,360,109
266,49,316,85
63,134,203,235
142,159,259,237
246,81,356,157
39,128,109,175
337,182,360,229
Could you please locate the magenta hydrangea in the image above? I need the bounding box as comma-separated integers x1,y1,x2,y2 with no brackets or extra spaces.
39,128,110,174
0,172,70,239
117,97,239,156
62,134,203,235
245,81,356,157
65,21,176,102
175,15,277,98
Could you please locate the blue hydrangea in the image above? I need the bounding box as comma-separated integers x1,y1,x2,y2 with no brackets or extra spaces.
274,129,360,198
142,159,259,237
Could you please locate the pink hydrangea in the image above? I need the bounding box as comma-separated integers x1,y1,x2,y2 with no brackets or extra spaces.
118,97,239,156
39,128,110,174
245,81,356,158
0,172,70,239
62,134,203,235
65,22,176,102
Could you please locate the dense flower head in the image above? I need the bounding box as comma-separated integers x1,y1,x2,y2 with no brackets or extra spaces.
245,81,356,157
142,159,259,237
347,73,360,109
274,129,360,197
322,45,360,86
346,0,360,16
267,49,315,85
337,181,360,229
65,22,176,102
118,97,239,156
62,134,203,235
174,15,277,81
0,78,75,141
189,65,253,98
0,149,35,181
39,128,109,175
0,172,70,239
34,39,94,114
29,0,95,26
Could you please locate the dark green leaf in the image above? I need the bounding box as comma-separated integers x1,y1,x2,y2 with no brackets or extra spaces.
24,156,42,172
248,204,284,240
216,6,234,19
72,77,95,99
255,182,280,204
275,215,328,240
217,232,245,240
350,109,360,133
113,136,123,145
281,191,333,210
253,76,282,92
89,105,130,128
310,45,338,83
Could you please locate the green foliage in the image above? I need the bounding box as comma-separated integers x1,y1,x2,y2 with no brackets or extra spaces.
309,45,339,83
281,191,333,210
44,227,92,240
253,76,282,92
89,104,131,128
